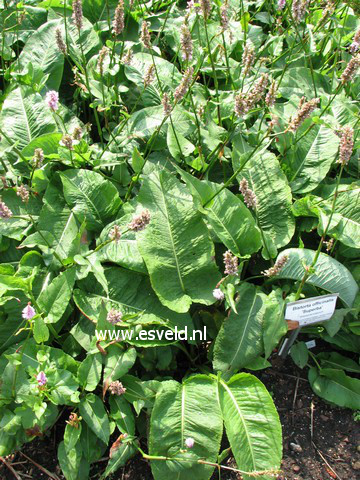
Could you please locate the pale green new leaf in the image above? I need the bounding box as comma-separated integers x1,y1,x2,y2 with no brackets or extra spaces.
218,374,282,480
136,170,221,313
275,248,358,307
149,375,223,480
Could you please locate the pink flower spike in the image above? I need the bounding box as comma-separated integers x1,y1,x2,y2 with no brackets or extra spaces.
213,288,224,301
46,91,59,111
185,437,195,448
36,371,47,386
22,302,36,320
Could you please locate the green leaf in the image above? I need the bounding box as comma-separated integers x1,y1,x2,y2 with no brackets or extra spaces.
316,352,360,373
218,374,282,480
60,169,122,232
213,283,267,372
109,395,135,435
294,186,360,249
136,170,221,313
149,375,223,480
37,267,76,324
290,342,309,369
58,440,82,480
0,86,56,150
287,125,339,193
73,266,193,335
262,290,287,358
167,125,195,160
98,217,147,274
78,354,103,391
64,423,82,453
176,167,262,256
103,345,137,384
275,248,358,307
232,147,295,258
18,20,64,90
20,179,82,262
33,316,50,343
103,442,137,478
79,394,110,445
132,147,145,174
308,367,360,410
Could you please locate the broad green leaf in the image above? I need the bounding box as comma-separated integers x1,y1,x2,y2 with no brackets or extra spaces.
58,440,82,480
177,167,262,256
167,125,195,160
275,248,358,307
109,395,135,435
103,345,137,384
317,352,360,373
60,169,122,232
78,354,103,391
136,170,221,313
64,423,82,453
293,186,360,249
290,342,309,369
132,147,145,174
58,441,89,480
18,20,64,90
21,132,63,158
0,87,56,151
279,67,331,100
308,367,360,410
20,179,82,262
98,217,147,274
103,442,137,478
33,316,50,343
120,105,194,145
232,146,295,258
286,125,339,193
73,266,193,334
320,331,360,353
213,283,267,372
218,374,282,480
149,375,223,480
37,267,76,324
79,394,110,444
262,290,287,358
125,52,182,92
65,14,102,62
80,422,107,464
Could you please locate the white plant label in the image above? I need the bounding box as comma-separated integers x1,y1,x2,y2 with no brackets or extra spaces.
285,293,339,326
305,340,316,349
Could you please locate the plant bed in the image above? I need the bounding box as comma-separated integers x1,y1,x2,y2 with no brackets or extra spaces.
0,0,359,479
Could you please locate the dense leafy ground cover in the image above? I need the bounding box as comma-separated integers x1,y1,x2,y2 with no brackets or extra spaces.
0,0,359,479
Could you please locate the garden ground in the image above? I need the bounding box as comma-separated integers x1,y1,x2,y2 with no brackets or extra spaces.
1,356,359,480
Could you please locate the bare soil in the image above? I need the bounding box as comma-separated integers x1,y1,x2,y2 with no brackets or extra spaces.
1,358,359,480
